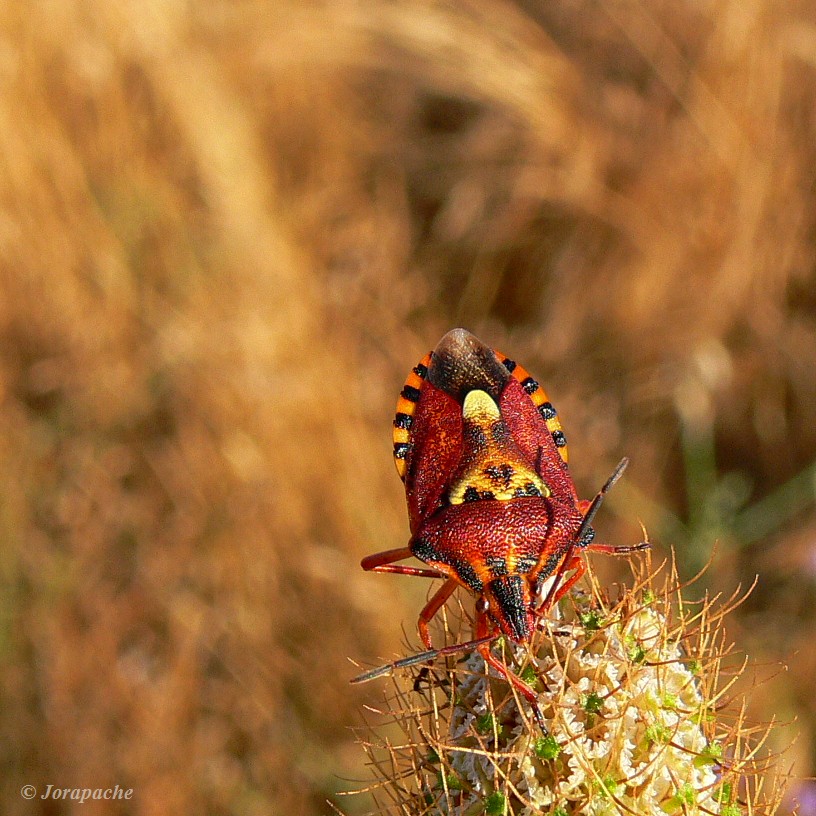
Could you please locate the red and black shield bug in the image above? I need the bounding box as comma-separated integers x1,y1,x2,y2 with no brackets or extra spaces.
351,328,647,728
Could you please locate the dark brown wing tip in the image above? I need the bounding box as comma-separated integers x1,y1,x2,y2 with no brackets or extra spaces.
429,328,509,402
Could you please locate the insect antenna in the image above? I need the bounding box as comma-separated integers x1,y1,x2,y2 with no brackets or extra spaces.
580,456,630,537
540,457,646,610
350,635,495,685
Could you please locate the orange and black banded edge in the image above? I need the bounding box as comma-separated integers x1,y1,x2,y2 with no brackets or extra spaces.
495,351,569,464
392,351,432,480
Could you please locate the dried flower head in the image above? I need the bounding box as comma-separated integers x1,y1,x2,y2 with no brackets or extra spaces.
353,555,788,816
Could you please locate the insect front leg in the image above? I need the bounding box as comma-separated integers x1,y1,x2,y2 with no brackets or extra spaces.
538,552,587,610
417,578,458,649
475,603,547,731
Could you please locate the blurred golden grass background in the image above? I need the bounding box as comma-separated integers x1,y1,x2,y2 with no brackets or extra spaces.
1,0,815,813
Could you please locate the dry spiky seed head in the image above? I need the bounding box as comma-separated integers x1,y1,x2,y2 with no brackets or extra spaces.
351,554,789,816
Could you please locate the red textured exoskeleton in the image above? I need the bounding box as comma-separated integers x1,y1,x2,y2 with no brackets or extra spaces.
352,329,645,727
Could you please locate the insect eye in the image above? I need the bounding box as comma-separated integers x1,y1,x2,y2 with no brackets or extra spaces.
476,597,489,614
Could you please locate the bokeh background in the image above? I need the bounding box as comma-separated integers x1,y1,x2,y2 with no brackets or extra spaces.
1,0,815,813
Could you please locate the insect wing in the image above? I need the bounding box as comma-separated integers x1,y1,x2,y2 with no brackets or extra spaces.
498,375,578,507
402,382,463,533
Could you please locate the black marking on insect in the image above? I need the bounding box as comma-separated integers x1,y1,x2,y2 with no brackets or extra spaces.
451,558,484,592
488,575,530,641
513,482,543,498
462,486,495,503
411,537,439,563
485,556,508,576
394,412,413,430
485,463,515,489
577,526,596,548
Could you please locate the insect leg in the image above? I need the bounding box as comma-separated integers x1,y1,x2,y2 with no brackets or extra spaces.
584,541,651,556
475,605,547,731
417,578,458,649
541,553,586,609
361,546,448,579
351,578,459,687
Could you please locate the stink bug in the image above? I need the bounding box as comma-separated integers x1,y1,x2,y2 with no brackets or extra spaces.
352,329,646,728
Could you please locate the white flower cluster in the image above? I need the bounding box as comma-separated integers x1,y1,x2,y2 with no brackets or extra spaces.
440,601,724,815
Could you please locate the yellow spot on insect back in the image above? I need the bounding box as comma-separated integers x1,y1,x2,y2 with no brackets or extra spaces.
463,389,501,423
449,390,550,504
